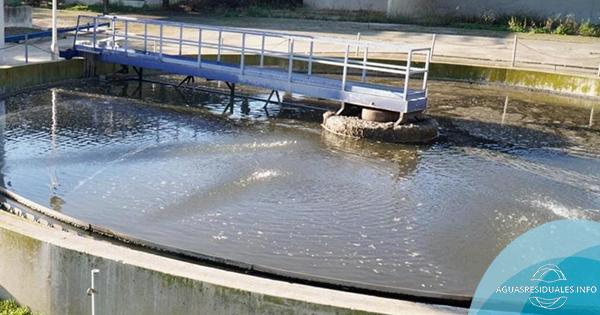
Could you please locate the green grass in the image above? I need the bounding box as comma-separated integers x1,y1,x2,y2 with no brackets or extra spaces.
0,300,37,315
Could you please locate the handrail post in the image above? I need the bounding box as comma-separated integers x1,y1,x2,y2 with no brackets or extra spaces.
143,22,148,54
110,16,117,50
178,24,183,55
159,24,163,61
260,34,265,67
92,17,98,49
355,32,361,56
124,20,129,52
511,34,518,68
240,33,246,74
341,44,349,92
403,49,412,100
361,46,368,82
24,34,29,63
287,38,294,86
73,16,81,48
430,33,436,62
217,30,222,62
422,48,431,94
197,29,202,68
308,40,314,76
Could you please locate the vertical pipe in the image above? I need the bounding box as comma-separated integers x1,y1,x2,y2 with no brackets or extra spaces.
178,24,183,55
502,96,509,124
589,106,594,127
159,24,163,60
287,38,294,83
355,32,361,56
111,17,116,50
50,0,58,57
260,34,265,67
0,0,4,50
217,30,222,62
197,29,202,67
124,20,129,52
341,44,349,92
511,34,518,68
308,40,314,76
430,33,436,62
361,46,368,82
143,22,148,53
403,50,412,100
24,35,29,63
90,269,99,315
92,18,98,50
597,64,600,77
240,33,246,74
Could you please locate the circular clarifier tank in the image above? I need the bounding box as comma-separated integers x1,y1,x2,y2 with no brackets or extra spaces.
0,79,598,298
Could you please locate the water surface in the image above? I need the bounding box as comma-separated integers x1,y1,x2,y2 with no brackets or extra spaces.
1,79,598,296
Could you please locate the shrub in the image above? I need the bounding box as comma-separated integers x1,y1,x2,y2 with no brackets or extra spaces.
553,14,578,35
508,16,528,33
578,20,600,37
0,300,35,315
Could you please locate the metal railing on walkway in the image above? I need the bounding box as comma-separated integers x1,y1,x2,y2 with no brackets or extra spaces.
69,15,432,115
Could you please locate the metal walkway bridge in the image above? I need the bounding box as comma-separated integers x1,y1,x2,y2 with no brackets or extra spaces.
64,15,432,121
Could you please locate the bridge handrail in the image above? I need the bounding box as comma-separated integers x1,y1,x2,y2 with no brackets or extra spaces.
73,15,431,100
87,14,430,52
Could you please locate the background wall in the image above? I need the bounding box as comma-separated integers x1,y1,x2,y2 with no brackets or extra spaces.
304,0,600,22
4,5,32,28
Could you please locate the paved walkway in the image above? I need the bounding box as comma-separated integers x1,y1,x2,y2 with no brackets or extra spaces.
3,8,600,77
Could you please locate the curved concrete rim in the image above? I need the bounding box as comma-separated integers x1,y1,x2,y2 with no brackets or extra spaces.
0,187,471,308
0,193,466,315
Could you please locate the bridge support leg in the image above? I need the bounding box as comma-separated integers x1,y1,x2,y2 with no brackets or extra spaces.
131,66,143,82
263,90,281,109
177,75,195,88
224,82,236,114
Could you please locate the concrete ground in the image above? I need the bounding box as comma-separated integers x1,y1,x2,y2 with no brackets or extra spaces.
1,8,595,76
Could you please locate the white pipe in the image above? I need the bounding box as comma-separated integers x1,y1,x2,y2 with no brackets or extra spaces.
51,0,58,57
0,0,5,50
90,269,100,315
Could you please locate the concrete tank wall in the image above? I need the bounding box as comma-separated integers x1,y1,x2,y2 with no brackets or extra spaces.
304,0,389,13
0,209,461,315
304,0,600,22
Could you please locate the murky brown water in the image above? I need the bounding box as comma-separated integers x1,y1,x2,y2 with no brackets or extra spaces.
0,79,598,296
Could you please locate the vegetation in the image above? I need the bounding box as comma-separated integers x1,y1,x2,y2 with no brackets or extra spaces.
0,300,37,315
60,2,154,13
506,15,600,36
57,0,600,38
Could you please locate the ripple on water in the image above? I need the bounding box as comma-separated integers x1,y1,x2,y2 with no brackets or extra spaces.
1,82,598,296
